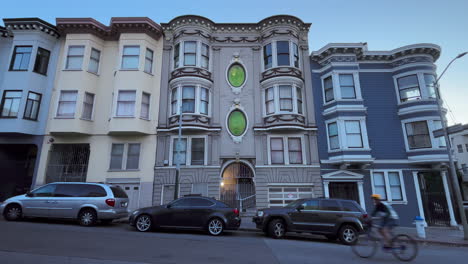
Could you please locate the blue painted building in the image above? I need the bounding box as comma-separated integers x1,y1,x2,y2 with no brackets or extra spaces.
310,43,458,227
0,18,60,201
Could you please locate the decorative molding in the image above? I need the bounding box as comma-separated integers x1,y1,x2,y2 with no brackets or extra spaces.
225,100,248,144
226,55,247,94
56,17,163,41
170,67,212,82
261,66,303,82
3,18,60,38
263,113,305,126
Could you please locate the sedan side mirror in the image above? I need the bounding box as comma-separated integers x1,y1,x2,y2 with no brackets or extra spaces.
296,205,304,211
26,192,33,197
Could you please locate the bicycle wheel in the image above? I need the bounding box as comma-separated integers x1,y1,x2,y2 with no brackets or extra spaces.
391,234,418,262
351,234,378,258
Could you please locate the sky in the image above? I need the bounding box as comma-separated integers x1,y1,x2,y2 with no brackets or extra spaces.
1,0,467,125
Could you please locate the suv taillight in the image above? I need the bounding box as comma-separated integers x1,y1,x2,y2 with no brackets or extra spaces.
233,208,239,216
105,198,115,207
363,214,368,219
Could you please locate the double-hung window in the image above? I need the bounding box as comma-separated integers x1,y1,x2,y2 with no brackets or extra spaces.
265,88,275,115
405,121,431,149
65,46,85,70
24,92,41,120
174,41,210,69
458,144,464,153
328,122,339,150
1,91,22,118
424,74,436,99
397,75,421,102
121,46,140,69
276,41,290,66
174,43,180,68
88,48,100,74
292,43,299,68
296,87,303,114
171,136,206,166
144,48,154,73
33,47,50,75
263,43,273,69
263,84,302,116
345,121,363,148
109,143,141,170
57,91,77,118
140,92,150,119
433,120,446,148
81,92,94,120
171,86,210,116
324,76,334,102
183,41,196,66
372,171,405,202
116,90,136,117
279,85,293,111
201,43,209,70
339,74,356,99
263,41,299,69
269,136,304,165
10,46,32,71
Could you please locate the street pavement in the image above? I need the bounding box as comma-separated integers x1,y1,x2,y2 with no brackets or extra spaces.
0,218,467,264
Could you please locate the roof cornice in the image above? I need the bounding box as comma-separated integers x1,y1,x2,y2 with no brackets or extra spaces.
56,17,163,41
0,26,10,37
3,18,59,38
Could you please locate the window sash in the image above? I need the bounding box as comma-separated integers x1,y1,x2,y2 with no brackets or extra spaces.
171,88,178,115
183,41,197,66
200,88,209,115
116,91,136,117
121,46,140,69
173,138,188,165
126,143,141,170
57,91,77,117
339,74,356,99
81,92,94,120
110,144,124,170
182,86,195,113
191,138,205,165
24,92,41,120
144,48,153,73
88,48,100,74
66,46,85,70
270,137,284,164
201,43,209,70
1,91,22,117
33,47,50,75
174,43,180,68
296,87,303,114
372,172,387,200
293,43,299,68
324,76,334,102
279,85,293,111
388,172,403,201
424,74,436,98
140,92,150,119
398,75,421,102
276,41,290,66
288,138,302,164
265,88,275,114
263,43,272,69
345,121,363,148
328,122,339,150
10,46,32,71
405,121,431,149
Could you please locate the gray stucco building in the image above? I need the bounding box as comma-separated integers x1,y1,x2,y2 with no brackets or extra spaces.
154,15,322,212
0,18,60,201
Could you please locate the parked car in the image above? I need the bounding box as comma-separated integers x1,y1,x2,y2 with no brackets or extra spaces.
253,198,367,245
129,195,241,236
0,182,129,226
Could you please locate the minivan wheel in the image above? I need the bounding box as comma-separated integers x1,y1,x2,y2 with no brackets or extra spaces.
339,225,358,245
135,215,152,232
268,219,286,239
4,204,22,221
78,209,97,226
207,218,224,236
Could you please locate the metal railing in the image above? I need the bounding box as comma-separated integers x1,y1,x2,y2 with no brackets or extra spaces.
237,193,256,212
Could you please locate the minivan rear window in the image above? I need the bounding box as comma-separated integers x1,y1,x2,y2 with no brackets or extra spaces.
110,186,128,198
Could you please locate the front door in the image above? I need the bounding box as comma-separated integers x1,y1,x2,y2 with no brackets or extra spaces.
220,162,256,210
418,172,451,226
329,182,359,202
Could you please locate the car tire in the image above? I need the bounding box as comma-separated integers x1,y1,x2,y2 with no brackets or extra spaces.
338,225,358,245
78,209,97,226
4,204,22,221
135,214,153,232
268,219,286,239
207,218,224,236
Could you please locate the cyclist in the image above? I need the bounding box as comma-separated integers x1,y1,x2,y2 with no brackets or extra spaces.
370,194,399,249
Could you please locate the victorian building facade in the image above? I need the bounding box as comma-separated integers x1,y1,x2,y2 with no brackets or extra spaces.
310,43,458,226
154,15,322,211
34,17,164,211
0,18,60,202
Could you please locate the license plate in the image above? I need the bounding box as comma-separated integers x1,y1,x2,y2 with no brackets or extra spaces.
121,202,128,207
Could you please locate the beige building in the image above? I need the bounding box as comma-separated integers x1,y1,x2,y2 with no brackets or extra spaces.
35,18,163,210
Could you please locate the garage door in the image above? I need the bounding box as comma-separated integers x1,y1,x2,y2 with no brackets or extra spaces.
268,185,314,207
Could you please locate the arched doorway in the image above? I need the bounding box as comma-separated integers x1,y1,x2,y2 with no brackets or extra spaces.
220,162,256,211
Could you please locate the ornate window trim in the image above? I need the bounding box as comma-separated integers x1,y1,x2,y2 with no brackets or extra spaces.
169,78,212,118
225,55,248,94
261,40,300,72
261,77,304,117
225,101,248,143
320,70,362,106
172,40,211,71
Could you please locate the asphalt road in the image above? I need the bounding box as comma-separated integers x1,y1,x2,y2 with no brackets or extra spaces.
0,218,467,264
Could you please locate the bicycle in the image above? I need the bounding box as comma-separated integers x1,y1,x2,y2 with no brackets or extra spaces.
352,220,418,262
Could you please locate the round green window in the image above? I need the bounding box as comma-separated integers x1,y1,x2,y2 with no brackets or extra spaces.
228,110,247,136
227,63,246,87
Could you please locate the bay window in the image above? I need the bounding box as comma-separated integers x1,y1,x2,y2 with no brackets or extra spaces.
140,92,150,119
324,76,334,102
144,48,154,74
56,91,77,118
10,46,32,71
397,75,421,102
116,90,136,117
326,119,369,151
263,83,303,116
328,122,339,150
268,136,304,165
81,92,94,120
65,46,84,70
121,46,140,70
433,120,446,148
33,47,51,75
322,73,361,103
173,41,210,70
345,121,363,148
424,74,436,98
24,92,41,120
263,41,300,70
339,74,356,99
170,85,211,116
1,90,22,118
405,121,431,149
88,48,100,74
171,136,207,166
371,171,405,203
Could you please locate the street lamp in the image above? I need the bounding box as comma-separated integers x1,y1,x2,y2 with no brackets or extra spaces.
434,51,468,239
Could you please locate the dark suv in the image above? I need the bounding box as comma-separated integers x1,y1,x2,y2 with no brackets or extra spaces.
253,198,367,245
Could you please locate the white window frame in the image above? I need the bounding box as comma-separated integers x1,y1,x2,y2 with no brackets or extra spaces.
392,70,438,105
169,84,211,117
120,45,140,70
401,117,445,152
144,48,154,74
320,71,362,105
88,47,101,74
262,83,304,117
64,45,85,70
140,92,151,120
55,90,78,118
169,135,208,166
114,90,136,117
370,170,407,204
324,117,370,152
261,40,301,71
81,92,95,121
266,134,306,165
109,142,141,171
172,40,211,71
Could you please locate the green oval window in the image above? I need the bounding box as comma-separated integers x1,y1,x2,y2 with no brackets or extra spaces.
227,63,246,87
228,110,247,136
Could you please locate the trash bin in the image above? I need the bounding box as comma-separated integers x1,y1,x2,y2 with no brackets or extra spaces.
413,216,426,239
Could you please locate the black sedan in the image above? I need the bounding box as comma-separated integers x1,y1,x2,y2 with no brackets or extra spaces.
129,196,241,236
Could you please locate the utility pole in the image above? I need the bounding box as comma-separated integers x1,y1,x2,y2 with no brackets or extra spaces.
174,104,183,200
434,51,468,239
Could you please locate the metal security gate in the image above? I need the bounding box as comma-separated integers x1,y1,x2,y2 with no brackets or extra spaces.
46,144,90,183
220,162,256,211
418,172,451,226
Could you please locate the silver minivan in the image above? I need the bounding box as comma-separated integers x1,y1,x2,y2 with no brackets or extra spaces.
0,182,129,226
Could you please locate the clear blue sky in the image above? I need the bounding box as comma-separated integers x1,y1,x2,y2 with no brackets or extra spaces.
1,0,467,125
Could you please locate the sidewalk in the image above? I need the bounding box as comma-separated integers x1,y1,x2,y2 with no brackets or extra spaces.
239,217,468,247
